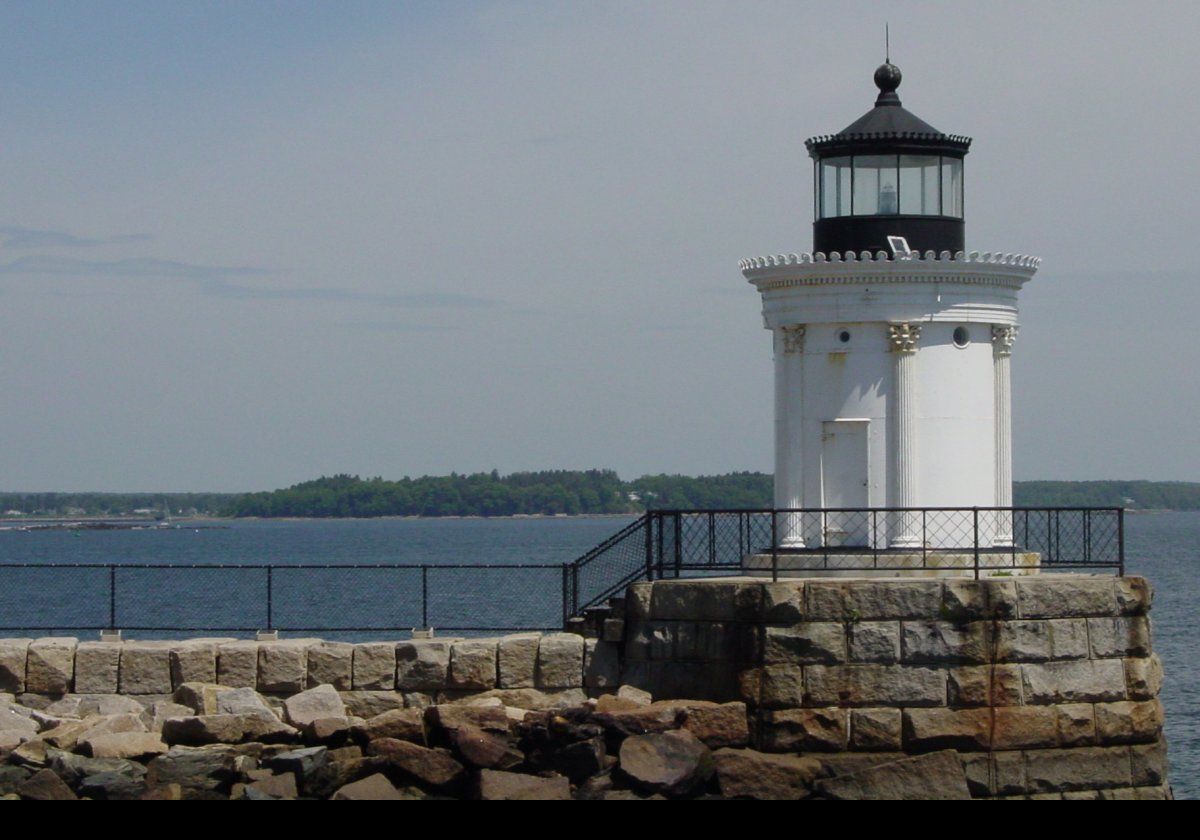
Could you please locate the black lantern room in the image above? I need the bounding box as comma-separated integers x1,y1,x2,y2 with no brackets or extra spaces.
806,63,970,256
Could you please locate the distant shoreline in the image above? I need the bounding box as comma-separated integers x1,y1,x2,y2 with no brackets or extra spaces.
7,475,1200,519
213,513,640,522
2,510,1194,527
0,512,641,525
206,509,1195,520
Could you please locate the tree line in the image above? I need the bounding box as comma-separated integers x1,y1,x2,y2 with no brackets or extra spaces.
3,476,1199,519
222,471,638,518
210,474,1200,518
1013,481,1200,510
0,492,235,518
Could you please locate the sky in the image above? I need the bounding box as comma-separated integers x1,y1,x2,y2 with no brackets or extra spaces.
0,0,1197,492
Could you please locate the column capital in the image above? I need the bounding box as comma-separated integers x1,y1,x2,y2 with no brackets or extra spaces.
780,324,806,354
992,325,1019,357
888,322,922,354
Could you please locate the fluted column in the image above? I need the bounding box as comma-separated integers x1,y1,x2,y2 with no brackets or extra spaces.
889,323,922,548
774,325,805,547
992,325,1018,546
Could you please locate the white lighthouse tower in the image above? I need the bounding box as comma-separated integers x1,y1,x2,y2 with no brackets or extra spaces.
741,62,1039,559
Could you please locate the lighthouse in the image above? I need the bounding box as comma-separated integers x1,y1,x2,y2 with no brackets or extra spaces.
740,62,1039,557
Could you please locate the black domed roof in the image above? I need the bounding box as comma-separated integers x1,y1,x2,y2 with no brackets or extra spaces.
806,63,970,158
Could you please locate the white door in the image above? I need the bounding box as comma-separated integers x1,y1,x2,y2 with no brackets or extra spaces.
821,420,870,547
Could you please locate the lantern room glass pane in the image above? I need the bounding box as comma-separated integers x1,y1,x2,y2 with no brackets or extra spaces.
941,157,964,218
899,155,940,215
853,155,899,215
820,157,852,218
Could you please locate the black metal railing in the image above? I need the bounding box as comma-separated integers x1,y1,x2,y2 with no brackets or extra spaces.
0,562,567,638
566,507,1125,616
0,507,1123,637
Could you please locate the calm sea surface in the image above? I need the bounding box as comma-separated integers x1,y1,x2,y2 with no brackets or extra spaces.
0,512,1194,797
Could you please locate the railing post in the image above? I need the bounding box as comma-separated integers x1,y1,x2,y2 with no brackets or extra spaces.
1054,510,1061,564
871,510,878,569
921,509,927,567
644,513,654,582
1084,509,1092,565
1047,509,1053,564
266,566,274,631
674,514,683,578
821,509,828,570
656,512,664,576
771,510,779,582
572,562,580,616
109,565,117,631
708,512,715,567
972,508,980,580
561,564,570,628
422,566,429,629
1118,508,1125,576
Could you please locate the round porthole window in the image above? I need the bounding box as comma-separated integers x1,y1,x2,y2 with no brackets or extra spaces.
953,326,970,348
838,330,851,344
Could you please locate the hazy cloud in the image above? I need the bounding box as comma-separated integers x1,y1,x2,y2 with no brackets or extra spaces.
0,255,262,279
339,320,462,333
0,255,496,309
0,226,152,249
209,286,496,309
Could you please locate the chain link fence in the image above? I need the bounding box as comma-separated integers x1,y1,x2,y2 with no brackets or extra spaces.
638,508,1123,583
0,508,1123,638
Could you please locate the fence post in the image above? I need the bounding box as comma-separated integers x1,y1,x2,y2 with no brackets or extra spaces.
972,508,980,580
708,512,715,567
1118,508,1125,576
1084,509,1092,565
422,566,429,629
771,510,779,583
572,562,580,617
821,509,828,570
921,509,928,567
871,510,878,569
556,564,566,628
657,511,667,578
674,514,682,578
644,513,654,582
1055,510,1061,564
266,566,274,631
109,565,117,631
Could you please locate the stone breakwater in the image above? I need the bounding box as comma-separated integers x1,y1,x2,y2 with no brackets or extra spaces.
622,575,1170,799
0,574,1171,799
0,677,974,800
0,632,616,700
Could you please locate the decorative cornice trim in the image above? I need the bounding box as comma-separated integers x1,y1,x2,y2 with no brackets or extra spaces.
740,250,1040,272
805,132,972,153
992,325,1018,357
741,250,1040,290
779,324,806,354
888,322,922,353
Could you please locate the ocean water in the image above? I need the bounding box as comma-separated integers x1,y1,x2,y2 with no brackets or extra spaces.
1122,512,1197,799
0,512,1194,797
0,517,635,637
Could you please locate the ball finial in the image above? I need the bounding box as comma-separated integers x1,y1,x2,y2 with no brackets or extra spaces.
874,62,901,94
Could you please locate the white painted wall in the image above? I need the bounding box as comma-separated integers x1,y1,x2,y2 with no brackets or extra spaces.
915,322,996,508
745,255,1038,548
